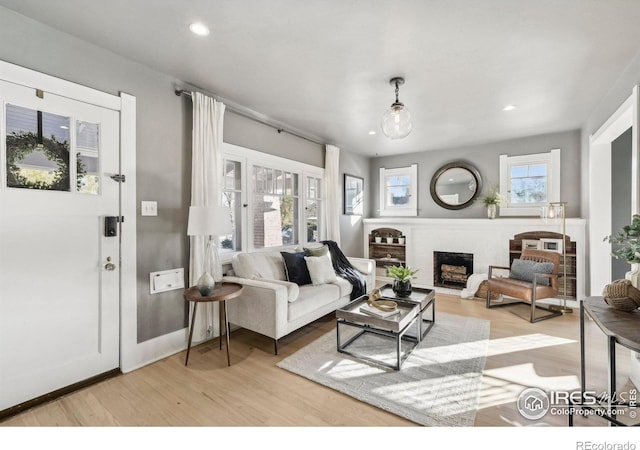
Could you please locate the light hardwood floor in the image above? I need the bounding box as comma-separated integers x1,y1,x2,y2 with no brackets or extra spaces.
1,292,635,427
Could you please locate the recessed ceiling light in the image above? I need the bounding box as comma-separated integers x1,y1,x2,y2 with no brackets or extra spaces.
503,104,516,111
60,125,69,130
189,23,210,36
368,130,377,135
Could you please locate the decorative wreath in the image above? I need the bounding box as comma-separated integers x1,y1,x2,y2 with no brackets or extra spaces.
6,131,85,191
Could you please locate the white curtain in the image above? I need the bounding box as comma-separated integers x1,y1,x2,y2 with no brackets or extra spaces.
189,92,225,343
325,144,341,245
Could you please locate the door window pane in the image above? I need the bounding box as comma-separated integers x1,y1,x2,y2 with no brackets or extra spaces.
76,121,100,194
6,104,71,191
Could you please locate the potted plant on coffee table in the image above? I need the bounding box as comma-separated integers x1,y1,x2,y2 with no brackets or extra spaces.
387,264,419,297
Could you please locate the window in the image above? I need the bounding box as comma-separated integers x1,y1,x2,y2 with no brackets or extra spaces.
379,164,418,216
252,165,299,249
219,143,325,260
499,149,560,216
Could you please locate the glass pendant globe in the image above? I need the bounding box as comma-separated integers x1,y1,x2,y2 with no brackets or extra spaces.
381,104,412,139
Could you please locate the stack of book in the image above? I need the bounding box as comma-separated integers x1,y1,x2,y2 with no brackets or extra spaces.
360,302,400,318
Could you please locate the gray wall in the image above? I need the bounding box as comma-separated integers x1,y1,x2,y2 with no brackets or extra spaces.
369,129,582,218
339,150,370,257
0,7,366,343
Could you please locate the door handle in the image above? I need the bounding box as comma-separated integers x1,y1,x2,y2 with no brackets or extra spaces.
104,256,116,271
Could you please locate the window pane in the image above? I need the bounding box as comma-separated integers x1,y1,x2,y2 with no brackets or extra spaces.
306,199,319,242
386,175,409,188
528,164,547,177
253,166,264,193
6,104,71,192
274,170,283,195
220,191,242,253
285,172,292,195
292,173,299,196
253,194,298,248
224,160,241,191
76,121,100,194
386,186,410,206
511,178,547,203
511,165,528,178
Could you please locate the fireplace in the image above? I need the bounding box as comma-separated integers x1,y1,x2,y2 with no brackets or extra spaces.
433,251,473,290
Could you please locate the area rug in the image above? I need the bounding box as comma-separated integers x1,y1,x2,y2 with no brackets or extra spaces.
277,312,490,426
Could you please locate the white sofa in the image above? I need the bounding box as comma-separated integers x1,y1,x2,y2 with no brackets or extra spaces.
224,248,375,354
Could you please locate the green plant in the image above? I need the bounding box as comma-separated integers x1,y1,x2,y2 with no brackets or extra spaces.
604,214,640,263
481,185,503,206
386,264,419,281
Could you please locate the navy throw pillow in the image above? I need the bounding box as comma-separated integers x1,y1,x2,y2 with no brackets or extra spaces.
509,259,554,286
281,251,312,285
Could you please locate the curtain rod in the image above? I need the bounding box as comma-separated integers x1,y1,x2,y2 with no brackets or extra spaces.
174,89,324,146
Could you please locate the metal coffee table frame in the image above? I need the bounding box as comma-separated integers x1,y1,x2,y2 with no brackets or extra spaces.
336,297,422,371
378,283,436,340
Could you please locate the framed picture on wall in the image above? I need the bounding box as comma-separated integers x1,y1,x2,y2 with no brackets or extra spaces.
344,174,364,215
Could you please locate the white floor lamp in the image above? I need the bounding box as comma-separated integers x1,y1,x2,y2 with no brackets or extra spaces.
187,205,233,295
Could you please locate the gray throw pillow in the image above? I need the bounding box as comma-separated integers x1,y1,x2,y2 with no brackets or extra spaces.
509,259,554,286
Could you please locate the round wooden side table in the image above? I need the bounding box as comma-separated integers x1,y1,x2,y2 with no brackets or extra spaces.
183,282,244,366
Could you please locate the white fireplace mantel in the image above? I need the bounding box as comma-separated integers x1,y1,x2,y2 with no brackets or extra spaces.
363,217,587,305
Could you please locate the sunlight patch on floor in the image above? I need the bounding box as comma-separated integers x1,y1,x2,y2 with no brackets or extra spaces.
486,334,576,357
477,362,580,410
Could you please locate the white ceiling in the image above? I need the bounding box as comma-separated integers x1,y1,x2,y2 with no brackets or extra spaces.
2,0,640,156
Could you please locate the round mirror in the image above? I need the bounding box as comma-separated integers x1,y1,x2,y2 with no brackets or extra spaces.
430,162,483,210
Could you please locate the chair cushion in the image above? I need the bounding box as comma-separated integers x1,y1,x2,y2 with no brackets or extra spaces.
509,258,553,286
304,255,338,285
487,277,557,302
281,251,312,285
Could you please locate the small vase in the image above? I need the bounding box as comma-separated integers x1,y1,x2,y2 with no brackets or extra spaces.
375,236,382,243
197,272,215,296
398,237,405,245
392,279,412,297
386,237,394,244
487,204,496,219
625,263,640,289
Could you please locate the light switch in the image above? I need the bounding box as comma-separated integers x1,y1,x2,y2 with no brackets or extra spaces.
141,201,157,216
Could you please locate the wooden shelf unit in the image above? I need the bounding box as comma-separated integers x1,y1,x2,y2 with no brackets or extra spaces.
369,228,407,276
509,231,577,299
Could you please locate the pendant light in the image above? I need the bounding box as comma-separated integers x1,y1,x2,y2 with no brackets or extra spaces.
381,77,412,139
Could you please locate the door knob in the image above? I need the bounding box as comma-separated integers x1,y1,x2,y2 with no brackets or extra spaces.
104,256,116,271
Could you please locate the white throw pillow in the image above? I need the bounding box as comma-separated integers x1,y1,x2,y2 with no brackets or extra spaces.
304,255,337,286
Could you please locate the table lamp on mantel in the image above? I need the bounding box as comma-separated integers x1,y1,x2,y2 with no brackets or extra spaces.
187,205,233,296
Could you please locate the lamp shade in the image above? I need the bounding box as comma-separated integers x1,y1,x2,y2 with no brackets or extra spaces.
187,205,233,236
381,104,412,139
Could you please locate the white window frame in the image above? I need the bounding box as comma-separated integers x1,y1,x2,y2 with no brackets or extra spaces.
499,148,561,216
379,163,418,217
220,142,325,262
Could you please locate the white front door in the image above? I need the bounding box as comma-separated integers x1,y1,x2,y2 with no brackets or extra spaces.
0,79,120,411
